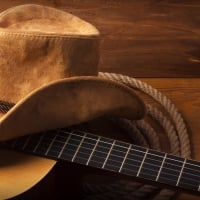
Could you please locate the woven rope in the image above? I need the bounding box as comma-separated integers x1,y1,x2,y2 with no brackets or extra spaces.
82,72,191,200
146,104,180,155
0,72,191,200
99,72,190,158
135,120,161,150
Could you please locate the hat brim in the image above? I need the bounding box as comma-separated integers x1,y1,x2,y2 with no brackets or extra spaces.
0,76,146,199
0,76,146,141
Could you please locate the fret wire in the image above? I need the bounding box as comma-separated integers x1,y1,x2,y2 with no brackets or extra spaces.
59,132,154,163
10,132,200,180
136,148,149,177
3,130,199,189
176,158,187,186
178,176,200,190
51,136,150,165
22,135,32,150
71,132,87,162
8,134,200,189
82,155,160,180
156,153,167,181
60,145,198,184
74,147,200,187
198,184,200,192
10,132,200,181
158,175,198,190
60,147,200,191
66,129,200,171
86,136,101,165
119,144,132,173
63,130,143,153
57,131,72,158
46,145,171,180
33,134,45,153
64,142,163,172
35,135,172,170
44,133,58,156
8,130,200,185
62,129,198,168
67,145,200,185
87,156,199,191
84,153,198,190
102,140,116,169
6,134,200,192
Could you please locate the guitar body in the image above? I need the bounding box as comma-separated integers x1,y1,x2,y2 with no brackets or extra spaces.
0,0,199,199
0,150,56,199
0,124,199,200
0,117,192,199
3,118,137,200
2,78,199,200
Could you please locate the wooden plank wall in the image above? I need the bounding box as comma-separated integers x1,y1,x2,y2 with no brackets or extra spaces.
0,1,200,200
0,0,200,77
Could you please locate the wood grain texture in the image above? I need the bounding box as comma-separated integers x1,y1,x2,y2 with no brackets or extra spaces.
0,1,200,200
1,0,200,77
140,78,200,200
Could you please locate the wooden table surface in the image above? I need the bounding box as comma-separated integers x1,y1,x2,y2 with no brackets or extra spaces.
1,1,200,199
140,79,200,200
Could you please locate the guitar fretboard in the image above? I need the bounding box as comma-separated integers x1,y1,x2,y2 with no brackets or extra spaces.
4,128,200,194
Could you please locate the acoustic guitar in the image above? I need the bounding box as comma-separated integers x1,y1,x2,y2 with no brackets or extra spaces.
2,126,200,198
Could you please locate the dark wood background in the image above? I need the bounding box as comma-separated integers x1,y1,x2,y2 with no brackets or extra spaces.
1,0,200,77
1,1,200,200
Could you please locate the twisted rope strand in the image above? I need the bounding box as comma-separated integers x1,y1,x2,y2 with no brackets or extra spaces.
0,72,190,200
99,72,190,158
88,72,190,200
146,104,180,155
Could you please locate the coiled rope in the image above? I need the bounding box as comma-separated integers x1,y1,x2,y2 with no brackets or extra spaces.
0,72,190,200
82,72,191,200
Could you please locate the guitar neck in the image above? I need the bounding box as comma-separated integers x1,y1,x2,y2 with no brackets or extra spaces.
4,128,200,195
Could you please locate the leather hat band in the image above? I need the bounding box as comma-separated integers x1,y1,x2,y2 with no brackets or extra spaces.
0,100,14,113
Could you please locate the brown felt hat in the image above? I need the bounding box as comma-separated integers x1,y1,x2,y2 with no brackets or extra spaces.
0,4,146,141
0,4,146,199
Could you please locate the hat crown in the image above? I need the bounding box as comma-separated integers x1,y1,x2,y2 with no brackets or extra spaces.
0,4,99,36
0,4,100,103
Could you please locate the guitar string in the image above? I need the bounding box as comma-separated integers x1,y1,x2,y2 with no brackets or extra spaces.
32,136,200,181
26,133,187,173
7,127,198,169
62,129,200,170
48,150,198,190
37,142,200,184
13,129,200,178
69,129,199,168
11,130,200,183
14,136,199,191
67,155,198,190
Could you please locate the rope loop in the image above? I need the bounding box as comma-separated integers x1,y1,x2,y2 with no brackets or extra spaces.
0,72,191,200
83,72,191,200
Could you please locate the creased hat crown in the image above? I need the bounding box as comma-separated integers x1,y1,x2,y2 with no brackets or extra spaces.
0,5,146,199
0,4,100,103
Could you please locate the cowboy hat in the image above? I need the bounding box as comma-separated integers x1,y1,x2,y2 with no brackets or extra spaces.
0,4,146,199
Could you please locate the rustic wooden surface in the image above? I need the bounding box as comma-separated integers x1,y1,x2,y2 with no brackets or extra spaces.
140,78,200,200
1,1,200,200
1,0,200,77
